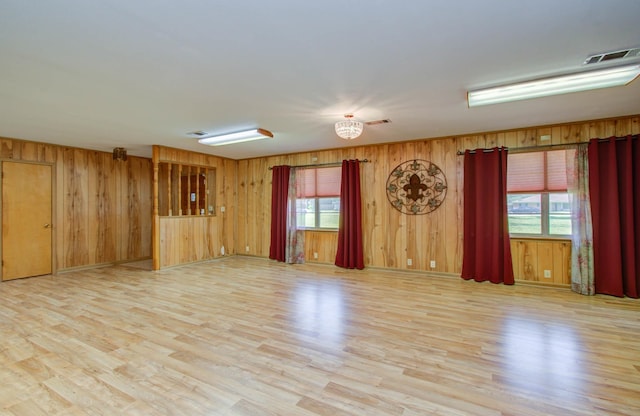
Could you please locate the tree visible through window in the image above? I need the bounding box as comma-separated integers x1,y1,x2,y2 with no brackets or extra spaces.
295,166,341,230
507,149,574,236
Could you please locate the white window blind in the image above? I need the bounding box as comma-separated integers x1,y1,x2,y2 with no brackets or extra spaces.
507,150,570,192
296,167,341,197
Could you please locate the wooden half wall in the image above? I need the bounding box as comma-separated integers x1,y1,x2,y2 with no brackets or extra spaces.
152,145,237,270
1,137,152,272
237,115,640,285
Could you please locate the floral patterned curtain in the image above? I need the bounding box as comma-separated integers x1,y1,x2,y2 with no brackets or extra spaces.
567,144,595,295
285,169,305,264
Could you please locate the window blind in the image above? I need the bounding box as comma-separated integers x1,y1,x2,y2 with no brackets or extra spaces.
507,149,572,192
296,167,341,197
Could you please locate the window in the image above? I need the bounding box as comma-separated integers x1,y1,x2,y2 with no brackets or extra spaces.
296,167,341,230
507,149,574,237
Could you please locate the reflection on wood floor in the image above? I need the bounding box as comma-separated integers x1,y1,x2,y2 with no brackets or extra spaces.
1,256,639,415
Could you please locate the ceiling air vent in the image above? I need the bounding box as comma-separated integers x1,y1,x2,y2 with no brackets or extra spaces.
365,119,392,126
187,130,209,137
584,48,640,65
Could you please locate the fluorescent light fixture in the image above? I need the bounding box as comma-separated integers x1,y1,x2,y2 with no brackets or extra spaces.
198,128,273,146
467,64,640,107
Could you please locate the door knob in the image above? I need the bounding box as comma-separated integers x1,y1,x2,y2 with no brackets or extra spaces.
44,223,52,228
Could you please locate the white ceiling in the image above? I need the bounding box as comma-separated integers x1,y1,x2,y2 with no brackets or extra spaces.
1,0,639,160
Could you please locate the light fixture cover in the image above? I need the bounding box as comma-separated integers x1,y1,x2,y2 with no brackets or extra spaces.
335,114,364,140
468,64,640,107
198,128,273,146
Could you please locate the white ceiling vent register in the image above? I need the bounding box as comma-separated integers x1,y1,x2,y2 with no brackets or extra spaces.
365,119,392,126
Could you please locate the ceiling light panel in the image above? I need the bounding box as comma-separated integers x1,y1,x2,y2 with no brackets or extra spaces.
467,64,640,107
197,128,273,146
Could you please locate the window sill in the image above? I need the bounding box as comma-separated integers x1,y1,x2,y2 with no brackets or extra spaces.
510,235,571,242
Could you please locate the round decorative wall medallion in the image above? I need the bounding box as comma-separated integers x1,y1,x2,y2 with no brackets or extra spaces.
386,159,447,215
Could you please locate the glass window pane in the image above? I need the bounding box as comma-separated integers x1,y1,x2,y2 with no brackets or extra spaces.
318,197,340,229
507,194,541,234
296,198,316,228
549,193,572,235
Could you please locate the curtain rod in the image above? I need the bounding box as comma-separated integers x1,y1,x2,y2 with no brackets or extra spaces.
456,135,638,155
456,143,568,156
268,159,369,170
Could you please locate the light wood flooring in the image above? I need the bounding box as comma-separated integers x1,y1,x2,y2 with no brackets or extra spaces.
1,257,639,415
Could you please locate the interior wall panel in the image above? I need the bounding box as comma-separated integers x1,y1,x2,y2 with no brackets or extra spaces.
236,115,639,285
2,114,638,281
0,137,153,273
152,145,236,269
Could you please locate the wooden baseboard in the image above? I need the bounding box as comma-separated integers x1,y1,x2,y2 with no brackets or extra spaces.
56,257,152,274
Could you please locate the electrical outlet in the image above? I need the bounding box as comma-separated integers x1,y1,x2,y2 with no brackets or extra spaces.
245,246,250,252
407,259,412,266
430,260,436,268
313,252,318,259
544,270,552,278
220,206,225,212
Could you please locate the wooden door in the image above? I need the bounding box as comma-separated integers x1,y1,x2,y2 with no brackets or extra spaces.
2,161,53,280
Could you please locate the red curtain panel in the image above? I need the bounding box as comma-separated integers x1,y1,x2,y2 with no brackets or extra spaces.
269,165,290,262
588,136,640,298
461,148,514,284
335,159,364,269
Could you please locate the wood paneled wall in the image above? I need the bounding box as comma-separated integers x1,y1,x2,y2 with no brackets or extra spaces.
3,115,638,280
511,239,571,285
237,141,460,271
237,115,640,284
1,137,152,272
152,145,236,269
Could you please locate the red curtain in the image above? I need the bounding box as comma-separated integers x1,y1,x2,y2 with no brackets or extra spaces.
588,135,640,298
335,159,364,269
461,148,514,284
269,165,290,262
